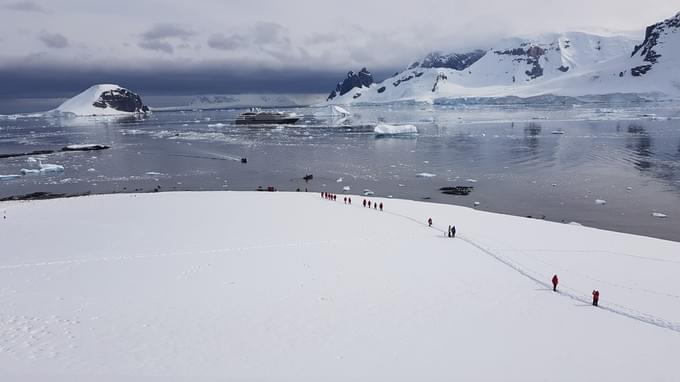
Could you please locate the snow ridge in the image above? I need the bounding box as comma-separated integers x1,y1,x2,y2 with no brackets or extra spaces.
325,11,680,104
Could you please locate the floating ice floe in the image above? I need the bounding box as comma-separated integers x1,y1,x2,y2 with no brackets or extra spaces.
20,169,40,175
474,201,480,207
38,163,65,173
207,123,226,128
63,144,109,151
343,186,350,192
466,179,478,183
652,212,668,218
146,171,162,176
595,199,607,205
416,173,436,178
336,178,343,183
0,174,21,181
363,189,375,196
374,124,418,136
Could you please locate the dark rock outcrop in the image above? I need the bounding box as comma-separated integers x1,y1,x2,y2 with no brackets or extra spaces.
93,88,150,113
494,45,547,80
327,68,374,101
419,50,486,70
630,12,680,76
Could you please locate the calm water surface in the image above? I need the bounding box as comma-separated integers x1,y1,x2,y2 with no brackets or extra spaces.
1,103,679,241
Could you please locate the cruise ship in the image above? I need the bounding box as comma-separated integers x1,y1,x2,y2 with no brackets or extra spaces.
235,108,300,125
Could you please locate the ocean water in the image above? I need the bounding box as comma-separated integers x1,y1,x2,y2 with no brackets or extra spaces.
1,103,679,241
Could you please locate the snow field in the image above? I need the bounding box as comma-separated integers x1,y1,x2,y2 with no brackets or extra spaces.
0,191,679,381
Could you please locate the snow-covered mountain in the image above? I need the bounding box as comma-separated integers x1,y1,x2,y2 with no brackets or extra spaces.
54,84,150,116
326,12,680,104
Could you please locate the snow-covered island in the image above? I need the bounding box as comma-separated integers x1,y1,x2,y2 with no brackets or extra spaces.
52,84,150,116
326,12,680,104
1,191,679,381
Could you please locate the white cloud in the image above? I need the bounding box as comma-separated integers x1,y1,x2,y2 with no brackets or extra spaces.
0,0,678,73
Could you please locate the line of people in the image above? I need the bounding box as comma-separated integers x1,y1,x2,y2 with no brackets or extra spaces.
426,217,456,238
362,199,383,211
321,192,338,201
552,274,600,306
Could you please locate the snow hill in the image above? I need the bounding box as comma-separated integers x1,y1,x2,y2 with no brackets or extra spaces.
53,84,150,116
1,191,679,381
327,12,680,104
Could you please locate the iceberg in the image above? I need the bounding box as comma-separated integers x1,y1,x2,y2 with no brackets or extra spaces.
374,124,418,136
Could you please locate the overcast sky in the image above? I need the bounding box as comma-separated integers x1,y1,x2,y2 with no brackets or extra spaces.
0,0,678,97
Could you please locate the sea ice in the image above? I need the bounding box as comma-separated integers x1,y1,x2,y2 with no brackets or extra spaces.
595,199,607,205
416,173,436,178
652,212,668,218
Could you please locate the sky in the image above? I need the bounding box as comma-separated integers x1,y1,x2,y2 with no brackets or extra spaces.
0,0,678,98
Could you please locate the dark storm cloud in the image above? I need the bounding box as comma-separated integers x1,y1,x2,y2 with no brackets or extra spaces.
2,0,48,13
137,23,196,54
39,31,68,48
141,23,195,41
0,63,398,100
207,34,247,51
138,40,174,54
253,22,290,47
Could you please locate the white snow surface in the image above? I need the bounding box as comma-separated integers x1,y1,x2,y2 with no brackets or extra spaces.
1,191,680,381
54,84,136,116
374,123,418,135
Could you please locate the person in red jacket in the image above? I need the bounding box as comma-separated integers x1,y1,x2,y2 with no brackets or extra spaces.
592,290,600,306
428,217,433,227
552,274,559,292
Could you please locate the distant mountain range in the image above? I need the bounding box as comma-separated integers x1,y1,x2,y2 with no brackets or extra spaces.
326,11,680,104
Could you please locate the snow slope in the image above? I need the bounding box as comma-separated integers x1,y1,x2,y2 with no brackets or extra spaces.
54,84,149,116
1,191,679,381
327,13,680,104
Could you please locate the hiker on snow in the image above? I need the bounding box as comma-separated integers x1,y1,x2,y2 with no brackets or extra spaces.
592,290,600,306
344,197,347,204
368,201,372,208
363,199,367,207
552,274,559,292
448,225,452,237
428,218,433,227
451,225,456,238
348,198,352,205
379,202,383,211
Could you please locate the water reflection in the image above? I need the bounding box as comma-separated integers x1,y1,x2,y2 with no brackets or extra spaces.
626,123,653,170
